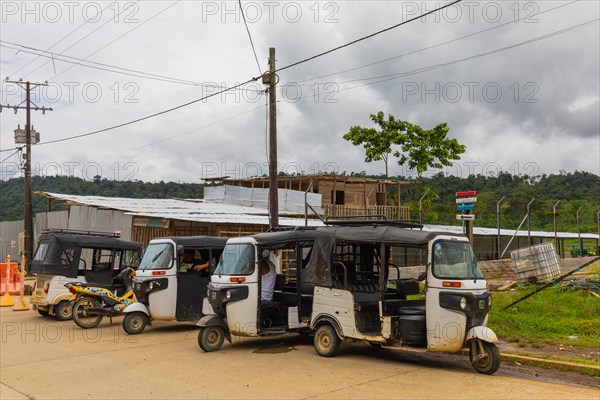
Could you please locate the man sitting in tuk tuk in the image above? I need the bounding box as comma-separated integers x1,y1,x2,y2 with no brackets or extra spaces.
260,259,276,301
179,250,209,273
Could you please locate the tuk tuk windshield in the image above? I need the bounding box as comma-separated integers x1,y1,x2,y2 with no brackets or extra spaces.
139,243,174,270
432,241,483,280
215,243,255,276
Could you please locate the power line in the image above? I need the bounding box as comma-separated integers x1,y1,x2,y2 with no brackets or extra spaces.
0,41,260,92
282,18,599,102
5,1,117,80
27,1,461,147
35,78,258,146
12,1,141,84
331,18,599,87
90,103,267,161
275,0,463,74
49,1,181,82
0,148,21,164
291,0,581,85
239,0,262,75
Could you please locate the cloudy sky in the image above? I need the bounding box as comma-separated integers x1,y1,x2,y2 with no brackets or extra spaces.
1,0,598,184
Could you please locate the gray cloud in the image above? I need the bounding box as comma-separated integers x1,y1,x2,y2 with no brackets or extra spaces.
1,1,598,183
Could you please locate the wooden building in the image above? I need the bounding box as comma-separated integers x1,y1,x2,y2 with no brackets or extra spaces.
206,175,412,221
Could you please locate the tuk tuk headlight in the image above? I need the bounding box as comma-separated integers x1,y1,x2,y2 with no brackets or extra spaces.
149,282,154,290
225,289,232,300
460,297,467,310
488,296,492,308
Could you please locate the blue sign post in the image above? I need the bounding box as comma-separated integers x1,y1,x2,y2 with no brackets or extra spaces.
456,191,477,243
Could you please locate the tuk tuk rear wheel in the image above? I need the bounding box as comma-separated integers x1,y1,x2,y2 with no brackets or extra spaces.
198,326,225,352
54,301,73,321
123,312,148,335
72,297,103,329
314,325,340,357
469,340,500,375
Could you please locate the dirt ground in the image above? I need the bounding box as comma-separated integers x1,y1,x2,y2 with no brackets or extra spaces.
1,307,599,400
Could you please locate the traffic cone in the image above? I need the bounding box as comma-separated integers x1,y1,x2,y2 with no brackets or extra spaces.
1,255,15,307
13,255,30,311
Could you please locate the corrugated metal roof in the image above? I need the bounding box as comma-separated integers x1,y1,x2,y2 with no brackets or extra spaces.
423,224,599,240
36,192,599,239
38,192,324,227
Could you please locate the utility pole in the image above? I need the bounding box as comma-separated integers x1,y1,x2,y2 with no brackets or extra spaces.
263,48,279,229
3,79,53,264
527,198,535,246
553,200,561,257
496,196,505,259
576,207,583,257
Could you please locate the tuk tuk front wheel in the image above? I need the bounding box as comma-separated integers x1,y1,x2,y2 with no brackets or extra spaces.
54,301,73,321
37,309,50,317
123,312,148,335
72,297,103,329
198,326,225,352
469,340,500,375
314,324,340,357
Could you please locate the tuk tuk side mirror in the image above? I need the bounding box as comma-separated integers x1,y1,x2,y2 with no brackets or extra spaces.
261,249,270,260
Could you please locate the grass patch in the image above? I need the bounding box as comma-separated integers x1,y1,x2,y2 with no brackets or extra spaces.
489,284,600,348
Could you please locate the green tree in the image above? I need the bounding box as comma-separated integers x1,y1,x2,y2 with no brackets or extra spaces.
344,112,466,220
343,112,411,178
396,122,466,196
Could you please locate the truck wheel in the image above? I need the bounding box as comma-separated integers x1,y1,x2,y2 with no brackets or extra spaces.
314,324,340,357
470,340,500,375
123,312,148,335
54,301,73,321
198,326,225,352
72,297,103,329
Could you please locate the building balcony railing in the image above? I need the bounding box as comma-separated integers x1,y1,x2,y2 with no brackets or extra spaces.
323,205,411,221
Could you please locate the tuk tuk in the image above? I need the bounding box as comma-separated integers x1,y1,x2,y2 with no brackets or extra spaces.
30,230,142,320
122,236,228,334
304,222,500,375
197,229,316,352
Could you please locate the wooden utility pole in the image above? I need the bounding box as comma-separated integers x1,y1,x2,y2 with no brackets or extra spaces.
266,48,279,228
4,80,53,264
24,81,33,265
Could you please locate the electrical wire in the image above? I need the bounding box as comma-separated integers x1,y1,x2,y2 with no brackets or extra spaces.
5,2,118,80
49,1,181,82
331,18,600,86
0,148,21,164
89,102,268,161
34,78,258,146
286,19,599,100
239,0,262,75
0,42,260,92
275,0,463,74
290,0,581,85
26,0,462,148
13,1,141,84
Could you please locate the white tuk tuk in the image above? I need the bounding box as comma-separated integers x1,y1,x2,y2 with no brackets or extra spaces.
304,222,500,375
30,230,142,320
122,236,227,334
197,229,316,351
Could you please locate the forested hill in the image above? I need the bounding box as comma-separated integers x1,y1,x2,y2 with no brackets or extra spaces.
1,171,599,233
412,171,600,233
0,176,205,222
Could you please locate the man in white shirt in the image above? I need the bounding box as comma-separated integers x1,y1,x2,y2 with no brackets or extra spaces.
260,259,276,302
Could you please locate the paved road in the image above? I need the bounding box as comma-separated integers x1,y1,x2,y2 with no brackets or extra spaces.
1,307,597,400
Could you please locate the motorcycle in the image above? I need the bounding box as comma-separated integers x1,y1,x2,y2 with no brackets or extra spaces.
65,267,136,329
